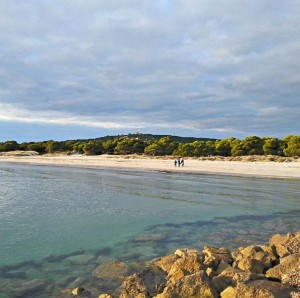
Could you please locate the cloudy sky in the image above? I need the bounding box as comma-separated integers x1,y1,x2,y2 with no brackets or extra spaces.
0,0,299,142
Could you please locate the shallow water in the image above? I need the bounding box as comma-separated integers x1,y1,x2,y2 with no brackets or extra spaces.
0,163,299,297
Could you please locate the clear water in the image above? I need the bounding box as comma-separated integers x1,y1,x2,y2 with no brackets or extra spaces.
0,163,299,297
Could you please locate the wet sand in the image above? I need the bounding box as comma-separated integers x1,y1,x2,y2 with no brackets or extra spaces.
0,155,299,179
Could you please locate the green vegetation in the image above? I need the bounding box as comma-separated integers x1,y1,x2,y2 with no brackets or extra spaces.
0,133,299,157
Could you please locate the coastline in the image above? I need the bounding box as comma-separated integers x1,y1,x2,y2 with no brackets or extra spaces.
0,154,300,179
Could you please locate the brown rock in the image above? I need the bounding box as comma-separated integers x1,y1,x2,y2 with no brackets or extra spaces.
92,261,133,280
220,286,235,298
282,268,300,288
119,274,149,298
234,257,265,274
151,254,179,273
233,280,295,298
212,267,267,293
155,271,218,298
266,253,300,280
174,248,205,262
71,287,84,295
203,246,233,267
98,294,113,298
167,256,205,283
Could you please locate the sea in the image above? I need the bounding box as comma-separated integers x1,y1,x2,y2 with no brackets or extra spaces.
0,162,299,297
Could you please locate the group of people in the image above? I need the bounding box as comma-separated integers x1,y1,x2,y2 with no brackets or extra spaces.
174,158,184,167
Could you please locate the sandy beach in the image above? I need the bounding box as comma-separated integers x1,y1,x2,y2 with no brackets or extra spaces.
0,154,299,179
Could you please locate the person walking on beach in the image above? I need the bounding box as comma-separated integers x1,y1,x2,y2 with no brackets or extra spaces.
177,158,181,167
174,160,177,167
181,159,184,167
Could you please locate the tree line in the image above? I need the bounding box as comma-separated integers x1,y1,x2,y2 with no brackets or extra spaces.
0,134,299,157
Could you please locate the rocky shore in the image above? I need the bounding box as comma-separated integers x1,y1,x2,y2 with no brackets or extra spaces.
60,231,300,298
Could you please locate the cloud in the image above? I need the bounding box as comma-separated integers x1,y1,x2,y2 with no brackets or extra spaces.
0,0,299,141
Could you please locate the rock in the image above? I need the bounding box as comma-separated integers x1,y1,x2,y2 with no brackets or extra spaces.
220,286,235,298
119,273,149,298
151,254,179,273
167,255,205,283
203,246,233,269
212,267,267,293
285,232,300,254
216,261,231,275
155,271,218,298
233,280,295,298
233,257,265,274
92,261,133,280
72,286,84,295
64,254,96,265
99,294,113,298
282,268,300,288
266,253,300,280
174,248,205,262
269,232,300,257
3,279,51,297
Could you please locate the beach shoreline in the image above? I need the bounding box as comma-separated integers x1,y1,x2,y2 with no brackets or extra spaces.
0,154,299,179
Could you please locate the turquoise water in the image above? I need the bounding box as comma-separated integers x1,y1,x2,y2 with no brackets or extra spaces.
0,162,299,297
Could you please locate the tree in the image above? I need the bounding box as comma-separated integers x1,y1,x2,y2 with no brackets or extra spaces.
231,136,263,156
0,140,19,152
144,137,178,156
114,138,146,154
263,138,284,156
283,135,300,157
83,141,103,155
215,138,238,156
45,140,61,153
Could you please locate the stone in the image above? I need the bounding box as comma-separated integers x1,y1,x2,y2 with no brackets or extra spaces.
99,294,113,298
266,253,300,280
119,273,149,298
3,279,50,297
92,261,133,280
212,267,267,293
155,271,218,298
220,286,235,298
64,254,96,265
174,248,205,262
167,256,205,284
71,286,84,295
216,260,231,275
282,268,300,288
233,280,295,298
234,257,265,274
203,246,233,266
151,254,179,273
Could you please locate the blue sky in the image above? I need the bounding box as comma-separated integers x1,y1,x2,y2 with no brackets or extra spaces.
0,0,299,142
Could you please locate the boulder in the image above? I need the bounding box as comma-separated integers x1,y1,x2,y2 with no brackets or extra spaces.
203,246,233,269
174,248,205,262
92,261,133,280
154,271,218,298
220,286,235,298
167,255,205,284
233,280,295,298
266,253,300,280
98,294,113,298
269,232,300,257
212,267,267,293
151,254,179,273
233,245,273,271
282,268,300,288
233,257,265,274
119,273,149,298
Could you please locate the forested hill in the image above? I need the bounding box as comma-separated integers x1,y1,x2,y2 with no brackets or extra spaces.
93,133,216,143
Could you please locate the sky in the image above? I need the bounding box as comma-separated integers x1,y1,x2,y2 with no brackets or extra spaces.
0,0,299,142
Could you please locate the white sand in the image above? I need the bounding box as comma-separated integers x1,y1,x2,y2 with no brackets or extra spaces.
0,155,300,179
